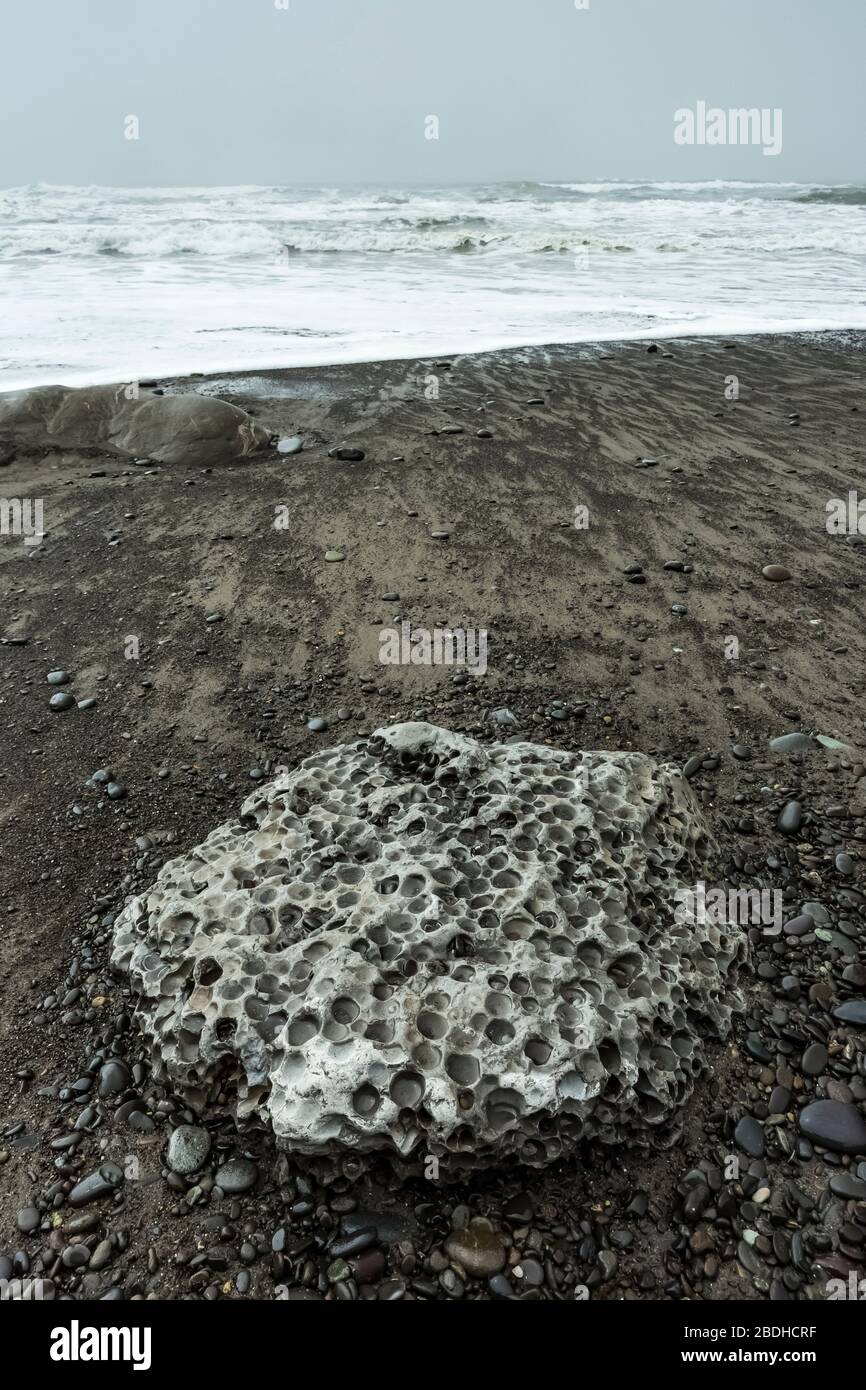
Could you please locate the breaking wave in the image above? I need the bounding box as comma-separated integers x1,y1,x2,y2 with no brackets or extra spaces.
2,181,865,259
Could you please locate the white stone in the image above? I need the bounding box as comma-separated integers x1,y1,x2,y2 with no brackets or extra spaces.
277,435,303,455
111,723,746,1166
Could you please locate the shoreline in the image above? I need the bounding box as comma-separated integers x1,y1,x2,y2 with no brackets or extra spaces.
165,324,866,393
5,324,866,398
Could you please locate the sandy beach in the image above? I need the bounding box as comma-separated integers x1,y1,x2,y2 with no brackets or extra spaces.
1,329,864,1301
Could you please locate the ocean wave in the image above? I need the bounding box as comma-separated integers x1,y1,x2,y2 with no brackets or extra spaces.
1,183,865,262
3,225,864,259
792,186,866,206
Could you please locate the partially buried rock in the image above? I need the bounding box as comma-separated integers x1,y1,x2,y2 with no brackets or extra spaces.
762,564,791,582
769,732,814,754
0,383,271,466
815,734,854,752
328,446,365,462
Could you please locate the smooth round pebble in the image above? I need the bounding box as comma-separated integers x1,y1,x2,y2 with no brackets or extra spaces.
277,436,303,455
16,1206,40,1234
799,1100,866,1154
215,1158,259,1194
444,1218,506,1278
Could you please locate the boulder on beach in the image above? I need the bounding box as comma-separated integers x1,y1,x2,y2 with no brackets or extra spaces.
111,722,747,1169
0,383,272,466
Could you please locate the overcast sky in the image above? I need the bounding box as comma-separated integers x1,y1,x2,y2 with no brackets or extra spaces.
1,0,863,186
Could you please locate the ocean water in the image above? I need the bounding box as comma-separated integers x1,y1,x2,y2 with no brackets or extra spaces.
1,181,865,391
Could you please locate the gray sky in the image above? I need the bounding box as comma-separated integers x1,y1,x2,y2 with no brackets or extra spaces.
1,0,863,186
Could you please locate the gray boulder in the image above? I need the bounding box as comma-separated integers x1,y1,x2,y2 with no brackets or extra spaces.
112,723,747,1168
0,383,271,466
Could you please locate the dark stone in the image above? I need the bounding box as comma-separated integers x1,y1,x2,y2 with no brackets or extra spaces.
97,1060,130,1097
778,802,803,835
769,1086,792,1114
734,1116,765,1158
784,914,814,937
801,1044,828,1077
829,1173,866,1200
799,1101,866,1154
683,1183,710,1221
328,446,365,462
16,1206,40,1234
69,1164,125,1206
214,1158,258,1194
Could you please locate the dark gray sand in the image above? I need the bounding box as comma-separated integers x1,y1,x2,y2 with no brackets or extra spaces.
0,331,864,1300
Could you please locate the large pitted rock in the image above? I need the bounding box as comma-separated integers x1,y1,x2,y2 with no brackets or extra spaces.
111,723,747,1167
0,384,270,465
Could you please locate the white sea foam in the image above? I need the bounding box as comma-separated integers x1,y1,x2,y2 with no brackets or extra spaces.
1,182,864,389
